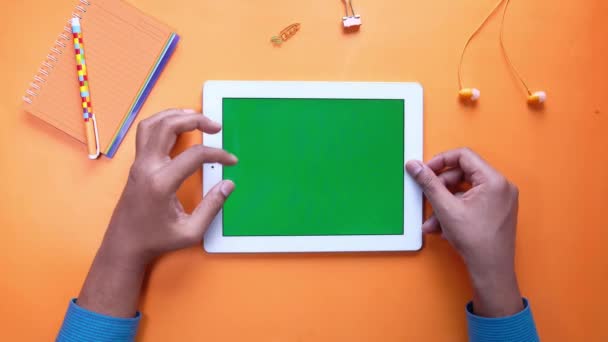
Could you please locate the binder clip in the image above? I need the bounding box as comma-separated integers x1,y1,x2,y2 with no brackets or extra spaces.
342,0,361,30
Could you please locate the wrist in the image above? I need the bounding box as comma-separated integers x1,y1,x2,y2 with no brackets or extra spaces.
96,240,150,274
467,265,524,317
99,219,157,271
77,242,148,318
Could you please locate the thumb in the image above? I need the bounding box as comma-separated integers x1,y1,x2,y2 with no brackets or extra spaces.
189,180,235,236
406,160,454,212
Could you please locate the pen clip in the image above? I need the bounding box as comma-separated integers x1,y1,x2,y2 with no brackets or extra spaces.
89,114,101,159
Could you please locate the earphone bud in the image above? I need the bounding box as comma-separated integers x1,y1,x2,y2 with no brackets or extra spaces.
459,88,547,105
458,88,481,102
458,0,545,106
527,91,547,105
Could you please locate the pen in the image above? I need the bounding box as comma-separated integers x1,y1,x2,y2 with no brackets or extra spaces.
70,17,100,159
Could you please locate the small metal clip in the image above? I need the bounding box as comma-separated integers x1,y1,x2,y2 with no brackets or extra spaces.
342,0,361,28
271,23,301,45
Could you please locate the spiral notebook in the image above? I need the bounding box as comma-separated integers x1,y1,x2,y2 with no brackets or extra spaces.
22,0,179,158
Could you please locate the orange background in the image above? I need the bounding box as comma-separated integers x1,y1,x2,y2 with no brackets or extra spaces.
1,0,607,341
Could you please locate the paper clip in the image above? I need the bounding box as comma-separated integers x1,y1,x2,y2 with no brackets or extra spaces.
271,23,301,45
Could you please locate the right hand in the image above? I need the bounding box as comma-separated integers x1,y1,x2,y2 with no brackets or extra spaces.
405,148,523,317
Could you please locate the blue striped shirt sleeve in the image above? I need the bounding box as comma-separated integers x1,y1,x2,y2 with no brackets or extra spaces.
56,299,141,342
466,298,539,342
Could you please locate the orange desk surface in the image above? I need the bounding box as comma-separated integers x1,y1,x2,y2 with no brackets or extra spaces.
1,0,606,341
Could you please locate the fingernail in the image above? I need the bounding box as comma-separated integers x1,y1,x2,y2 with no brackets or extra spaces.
405,160,424,176
184,109,197,113
220,180,235,197
205,117,221,128
229,154,238,163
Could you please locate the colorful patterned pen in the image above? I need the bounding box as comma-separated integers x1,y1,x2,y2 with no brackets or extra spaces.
71,17,100,159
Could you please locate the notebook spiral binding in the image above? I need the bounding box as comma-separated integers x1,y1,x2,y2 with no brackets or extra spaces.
22,0,91,105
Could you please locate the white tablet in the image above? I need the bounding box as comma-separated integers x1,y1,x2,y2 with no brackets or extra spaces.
202,81,423,253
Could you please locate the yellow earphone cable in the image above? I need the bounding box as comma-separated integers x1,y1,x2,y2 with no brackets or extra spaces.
458,0,506,90
499,0,532,95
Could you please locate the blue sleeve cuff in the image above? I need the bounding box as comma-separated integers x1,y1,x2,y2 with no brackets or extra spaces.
466,298,539,342
56,299,141,342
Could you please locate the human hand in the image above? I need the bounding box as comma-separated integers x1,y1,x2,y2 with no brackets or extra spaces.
102,109,237,266
77,109,236,317
405,148,523,317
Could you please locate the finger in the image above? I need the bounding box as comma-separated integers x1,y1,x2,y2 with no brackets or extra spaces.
422,215,441,234
428,192,464,241
437,168,464,188
405,160,455,213
185,180,235,242
426,148,498,186
149,114,222,155
135,108,198,152
161,146,237,192
421,195,463,235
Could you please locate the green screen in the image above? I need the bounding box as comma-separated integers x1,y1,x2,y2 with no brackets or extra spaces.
222,98,404,236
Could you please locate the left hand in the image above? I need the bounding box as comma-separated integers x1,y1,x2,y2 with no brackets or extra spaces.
102,109,238,266
76,109,237,317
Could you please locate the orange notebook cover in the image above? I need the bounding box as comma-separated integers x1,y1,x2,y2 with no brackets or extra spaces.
22,0,179,158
